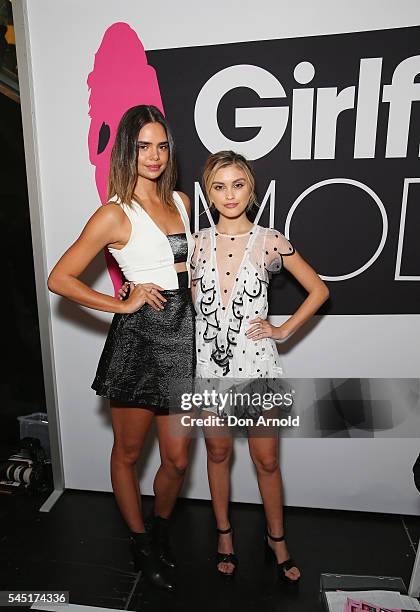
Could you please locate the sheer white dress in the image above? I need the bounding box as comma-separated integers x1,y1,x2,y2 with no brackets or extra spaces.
191,224,295,380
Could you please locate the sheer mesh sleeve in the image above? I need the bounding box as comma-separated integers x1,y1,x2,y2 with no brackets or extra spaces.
191,229,212,281
263,229,295,274
190,232,202,280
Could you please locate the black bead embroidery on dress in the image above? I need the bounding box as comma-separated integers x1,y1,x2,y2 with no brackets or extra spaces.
194,272,221,342
193,226,294,377
209,291,245,375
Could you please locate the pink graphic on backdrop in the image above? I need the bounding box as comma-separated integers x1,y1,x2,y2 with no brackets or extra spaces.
87,22,164,295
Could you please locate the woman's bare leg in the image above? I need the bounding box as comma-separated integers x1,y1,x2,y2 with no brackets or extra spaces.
204,418,234,574
110,406,154,533
248,434,300,581
153,414,191,518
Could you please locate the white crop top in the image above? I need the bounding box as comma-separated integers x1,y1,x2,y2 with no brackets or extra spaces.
108,191,194,289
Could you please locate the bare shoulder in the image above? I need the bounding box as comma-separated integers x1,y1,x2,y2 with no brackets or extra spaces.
79,202,127,244
176,191,191,216
89,201,126,224
102,200,126,216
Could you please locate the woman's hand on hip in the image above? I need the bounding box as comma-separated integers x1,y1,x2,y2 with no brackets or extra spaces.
118,281,133,300
120,283,167,313
246,317,276,341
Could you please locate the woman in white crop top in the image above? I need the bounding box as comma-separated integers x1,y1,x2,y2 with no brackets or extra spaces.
191,151,330,582
48,105,195,591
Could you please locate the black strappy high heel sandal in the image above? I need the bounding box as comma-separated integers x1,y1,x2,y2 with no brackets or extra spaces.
216,526,238,577
265,532,300,584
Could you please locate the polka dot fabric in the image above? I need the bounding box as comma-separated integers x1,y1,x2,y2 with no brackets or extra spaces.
191,225,295,378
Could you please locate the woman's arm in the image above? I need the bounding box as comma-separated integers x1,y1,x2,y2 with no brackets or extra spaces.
247,250,329,342
48,205,126,312
272,252,329,340
48,205,165,314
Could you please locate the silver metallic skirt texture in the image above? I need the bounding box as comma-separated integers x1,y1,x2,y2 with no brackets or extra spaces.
91,272,196,413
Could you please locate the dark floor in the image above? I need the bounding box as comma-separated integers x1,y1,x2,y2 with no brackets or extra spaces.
0,489,418,612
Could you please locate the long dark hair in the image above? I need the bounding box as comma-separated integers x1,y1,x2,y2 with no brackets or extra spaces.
107,105,177,207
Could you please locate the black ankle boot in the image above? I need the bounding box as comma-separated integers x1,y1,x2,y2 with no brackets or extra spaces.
150,516,176,568
130,532,175,591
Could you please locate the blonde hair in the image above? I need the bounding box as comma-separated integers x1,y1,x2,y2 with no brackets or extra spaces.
202,151,257,209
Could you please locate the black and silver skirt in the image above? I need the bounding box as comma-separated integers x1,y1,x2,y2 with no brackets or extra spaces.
91,272,196,413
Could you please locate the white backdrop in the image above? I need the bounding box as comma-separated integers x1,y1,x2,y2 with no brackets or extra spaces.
14,0,420,514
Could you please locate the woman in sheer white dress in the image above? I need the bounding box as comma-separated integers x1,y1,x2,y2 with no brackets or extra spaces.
191,151,329,581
